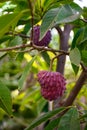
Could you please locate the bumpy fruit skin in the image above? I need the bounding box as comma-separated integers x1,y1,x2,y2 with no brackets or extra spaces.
37,71,66,101
31,25,51,46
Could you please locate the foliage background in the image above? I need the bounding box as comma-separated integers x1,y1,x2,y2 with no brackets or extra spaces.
0,0,87,130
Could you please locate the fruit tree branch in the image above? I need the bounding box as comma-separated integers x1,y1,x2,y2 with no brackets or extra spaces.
0,44,31,52
56,24,73,74
53,24,73,109
0,42,69,56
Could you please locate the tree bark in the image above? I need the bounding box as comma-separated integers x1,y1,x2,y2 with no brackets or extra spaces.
53,24,72,109
56,24,72,74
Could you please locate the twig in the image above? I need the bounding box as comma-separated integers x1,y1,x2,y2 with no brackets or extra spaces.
80,18,87,23
49,53,64,71
16,48,34,53
32,44,69,55
55,26,63,36
0,42,69,56
0,44,31,52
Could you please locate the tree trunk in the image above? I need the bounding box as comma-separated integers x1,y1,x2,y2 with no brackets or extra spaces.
53,24,72,109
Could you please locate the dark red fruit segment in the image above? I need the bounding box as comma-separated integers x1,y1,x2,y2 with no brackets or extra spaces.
37,71,66,101
31,25,51,46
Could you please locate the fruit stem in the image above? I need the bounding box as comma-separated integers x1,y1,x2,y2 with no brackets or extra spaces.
49,54,63,71
48,101,53,111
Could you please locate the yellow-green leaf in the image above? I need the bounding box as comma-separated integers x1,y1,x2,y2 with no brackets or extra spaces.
0,13,22,38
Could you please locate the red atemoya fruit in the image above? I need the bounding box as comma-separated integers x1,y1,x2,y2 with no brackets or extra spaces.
31,25,51,46
37,71,66,101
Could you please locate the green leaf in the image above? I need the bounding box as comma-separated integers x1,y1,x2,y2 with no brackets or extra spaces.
79,113,87,120
0,80,12,115
81,50,87,66
71,28,83,49
0,52,7,60
71,63,79,75
0,0,8,2
77,26,87,45
72,26,87,49
37,97,47,115
45,118,60,130
0,35,12,44
18,56,36,90
58,107,81,130
69,47,81,66
40,4,82,40
41,52,50,66
9,36,23,47
85,124,87,130
0,13,22,38
24,107,65,130
44,0,73,11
